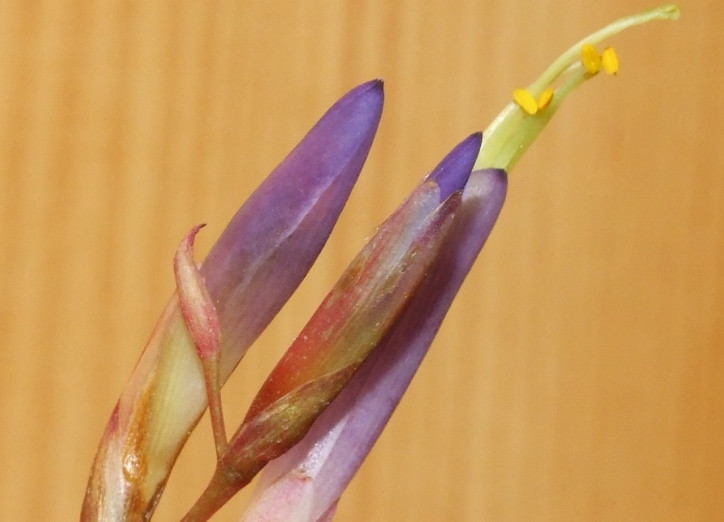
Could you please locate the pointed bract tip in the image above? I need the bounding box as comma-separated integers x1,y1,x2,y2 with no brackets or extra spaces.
336,80,384,128
426,132,483,201
361,78,384,89
174,224,221,361
185,223,206,245
346,79,384,104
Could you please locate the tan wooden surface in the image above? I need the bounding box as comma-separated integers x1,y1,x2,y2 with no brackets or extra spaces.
1,1,722,520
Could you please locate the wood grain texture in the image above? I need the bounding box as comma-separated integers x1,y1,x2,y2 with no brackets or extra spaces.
1,1,721,520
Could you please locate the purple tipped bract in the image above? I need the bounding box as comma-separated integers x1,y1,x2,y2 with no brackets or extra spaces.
426,132,482,200
202,79,385,376
244,167,507,521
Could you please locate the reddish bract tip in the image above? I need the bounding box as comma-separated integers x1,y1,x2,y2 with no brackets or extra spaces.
174,224,221,360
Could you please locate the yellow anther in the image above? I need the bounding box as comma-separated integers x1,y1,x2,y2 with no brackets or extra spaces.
513,88,538,115
537,88,554,110
601,46,620,75
581,43,601,74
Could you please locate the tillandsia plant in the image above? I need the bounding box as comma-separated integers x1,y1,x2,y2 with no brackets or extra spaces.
82,5,679,521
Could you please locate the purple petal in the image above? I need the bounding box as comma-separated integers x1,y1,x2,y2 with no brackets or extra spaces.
245,168,507,521
425,132,481,200
202,79,385,377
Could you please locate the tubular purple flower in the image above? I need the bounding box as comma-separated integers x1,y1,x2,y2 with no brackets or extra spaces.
82,80,384,521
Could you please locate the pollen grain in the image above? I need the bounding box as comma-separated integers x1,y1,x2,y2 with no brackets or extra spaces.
602,47,620,75
581,43,601,74
537,88,554,110
513,88,538,115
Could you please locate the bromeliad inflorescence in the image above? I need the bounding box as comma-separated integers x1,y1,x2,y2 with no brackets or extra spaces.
82,5,679,521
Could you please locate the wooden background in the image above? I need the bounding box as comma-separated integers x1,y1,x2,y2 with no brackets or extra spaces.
1,1,722,520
